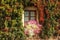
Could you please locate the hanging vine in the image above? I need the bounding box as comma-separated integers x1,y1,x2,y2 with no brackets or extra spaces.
41,0,60,38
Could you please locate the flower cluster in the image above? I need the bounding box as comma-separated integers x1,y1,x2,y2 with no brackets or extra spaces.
24,20,42,37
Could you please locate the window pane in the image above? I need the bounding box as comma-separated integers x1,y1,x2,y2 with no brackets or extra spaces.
24,17,29,21
30,17,35,20
30,11,35,16
24,11,29,16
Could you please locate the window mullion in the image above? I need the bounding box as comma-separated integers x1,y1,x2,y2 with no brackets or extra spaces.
29,11,30,20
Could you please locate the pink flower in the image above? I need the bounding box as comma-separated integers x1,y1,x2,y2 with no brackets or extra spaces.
24,20,42,36
34,29,40,34
24,29,29,35
37,24,42,28
28,20,37,24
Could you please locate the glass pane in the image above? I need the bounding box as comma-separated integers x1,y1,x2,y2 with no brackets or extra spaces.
24,11,29,16
24,17,29,21
30,11,35,16
30,17,35,20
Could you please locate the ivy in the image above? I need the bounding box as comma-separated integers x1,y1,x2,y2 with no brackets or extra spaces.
0,0,26,40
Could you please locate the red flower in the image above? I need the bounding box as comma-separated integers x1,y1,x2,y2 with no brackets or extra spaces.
40,17,44,21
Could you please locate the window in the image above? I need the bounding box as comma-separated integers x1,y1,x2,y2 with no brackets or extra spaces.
24,10,36,22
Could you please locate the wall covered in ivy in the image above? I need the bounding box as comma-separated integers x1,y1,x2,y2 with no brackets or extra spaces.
0,0,26,40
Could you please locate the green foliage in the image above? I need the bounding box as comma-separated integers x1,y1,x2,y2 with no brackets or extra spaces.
41,0,59,38
0,0,26,40
23,0,37,6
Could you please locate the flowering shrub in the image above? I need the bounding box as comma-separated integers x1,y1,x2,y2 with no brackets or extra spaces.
24,20,42,37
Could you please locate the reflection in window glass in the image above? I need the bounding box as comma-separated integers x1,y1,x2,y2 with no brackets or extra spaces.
30,17,35,20
30,12,35,16
24,17,29,21
24,11,29,16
